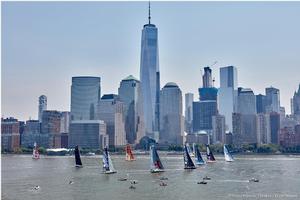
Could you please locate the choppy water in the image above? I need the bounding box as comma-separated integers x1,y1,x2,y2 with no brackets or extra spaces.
2,154,300,200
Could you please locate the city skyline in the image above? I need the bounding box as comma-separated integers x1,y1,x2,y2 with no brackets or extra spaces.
2,2,300,121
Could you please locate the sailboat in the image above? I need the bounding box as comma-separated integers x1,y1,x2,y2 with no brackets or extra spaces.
224,145,234,162
102,147,117,174
206,145,216,163
184,144,196,169
74,145,83,167
150,144,164,173
32,142,40,159
186,143,194,157
195,145,205,165
125,144,135,161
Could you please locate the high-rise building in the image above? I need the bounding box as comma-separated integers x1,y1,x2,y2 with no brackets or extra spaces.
237,88,257,114
202,67,213,88
291,84,300,119
193,67,218,133
212,114,226,144
193,101,217,132
60,111,70,134
21,119,41,148
265,87,280,113
232,113,257,145
41,110,62,148
270,112,280,144
69,120,108,149
96,94,127,147
118,75,144,144
159,82,184,145
218,66,238,132
1,117,20,152
256,113,271,144
70,76,101,121
38,95,47,122
139,3,160,139
185,93,194,134
256,94,267,114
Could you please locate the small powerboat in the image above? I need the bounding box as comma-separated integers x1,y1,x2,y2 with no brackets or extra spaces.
130,180,138,184
159,177,168,180
129,185,136,189
197,181,207,185
69,181,74,185
249,178,259,182
203,176,211,180
118,177,127,181
159,182,168,186
33,185,40,190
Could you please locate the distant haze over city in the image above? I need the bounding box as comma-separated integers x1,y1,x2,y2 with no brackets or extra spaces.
2,1,300,121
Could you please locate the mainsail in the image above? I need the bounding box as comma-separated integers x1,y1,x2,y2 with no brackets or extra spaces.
186,143,194,157
206,145,216,163
224,145,234,162
74,146,82,167
195,145,205,165
150,145,164,173
125,144,135,161
32,142,40,159
103,147,116,174
184,144,196,169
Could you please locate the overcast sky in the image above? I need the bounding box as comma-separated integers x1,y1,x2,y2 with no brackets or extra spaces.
2,1,300,121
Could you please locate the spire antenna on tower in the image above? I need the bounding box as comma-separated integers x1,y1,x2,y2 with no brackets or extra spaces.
148,1,151,24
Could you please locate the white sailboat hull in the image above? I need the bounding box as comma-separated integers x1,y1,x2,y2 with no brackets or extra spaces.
150,168,164,173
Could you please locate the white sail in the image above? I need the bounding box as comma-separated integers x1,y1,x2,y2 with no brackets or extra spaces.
32,142,40,159
224,145,234,162
108,153,116,173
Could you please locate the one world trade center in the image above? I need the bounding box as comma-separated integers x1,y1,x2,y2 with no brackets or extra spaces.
139,2,160,139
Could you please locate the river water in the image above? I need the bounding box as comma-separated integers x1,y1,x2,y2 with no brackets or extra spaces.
2,154,300,200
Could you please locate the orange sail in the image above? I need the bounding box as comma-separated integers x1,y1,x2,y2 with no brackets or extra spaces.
125,144,135,161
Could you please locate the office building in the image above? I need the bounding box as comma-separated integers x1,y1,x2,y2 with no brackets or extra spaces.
159,82,184,145
70,76,101,121
139,3,160,138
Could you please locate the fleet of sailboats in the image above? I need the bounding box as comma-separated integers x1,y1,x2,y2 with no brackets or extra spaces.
32,142,40,159
34,142,237,172
224,145,234,162
150,144,164,173
125,144,135,161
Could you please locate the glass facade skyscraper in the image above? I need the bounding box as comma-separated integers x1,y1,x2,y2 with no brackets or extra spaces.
218,66,237,132
70,76,101,121
139,5,160,138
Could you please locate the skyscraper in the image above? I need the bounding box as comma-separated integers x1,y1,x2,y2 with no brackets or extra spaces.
185,93,194,134
202,67,213,88
96,94,127,147
38,95,47,122
139,2,160,139
265,87,280,113
118,75,144,144
291,84,300,118
70,76,101,121
159,82,184,145
193,67,218,133
237,88,257,114
256,94,267,114
218,66,238,132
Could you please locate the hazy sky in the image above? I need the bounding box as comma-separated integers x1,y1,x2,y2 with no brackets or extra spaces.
2,1,300,121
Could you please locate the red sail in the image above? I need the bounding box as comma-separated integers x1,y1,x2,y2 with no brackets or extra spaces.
125,144,135,161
